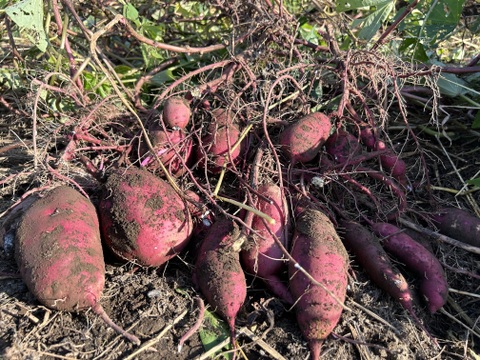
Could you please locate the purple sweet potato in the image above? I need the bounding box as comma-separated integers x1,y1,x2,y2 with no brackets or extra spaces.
99,167,193,267
162,96,191,129
288,208,349,360
279,112,332,163
371,222,448,313
325,129,362,163
15,186,139,344
193,218,246,347
339,220,419,318
430,207,480,248
241,183,293,304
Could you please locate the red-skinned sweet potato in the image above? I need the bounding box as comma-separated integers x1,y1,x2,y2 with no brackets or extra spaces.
279,112,332,163
15,186,140,344
99,167,193,267
162,96,191,129
325,129,362,164
359,127,407,184
196,124,244,174
339,220,419,319
193,218,246,349
288,208,348,360
371,222,448,313
430,207,480,248
140,129,192,175
207,108,234,131
241,183,293,304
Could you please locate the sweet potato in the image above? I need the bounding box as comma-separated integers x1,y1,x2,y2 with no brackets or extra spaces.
371,222,448,313
279,112,332,163
207,108,234,131
99,167,193,267
430,207,480,248
15,186,139,344
359,127,407,184
162,96,191,129
339,220,419,318
140,129,192,175
241,183,293,304
196,123,244,174
193,218,246,348
325,129,362,164
288,208,348,360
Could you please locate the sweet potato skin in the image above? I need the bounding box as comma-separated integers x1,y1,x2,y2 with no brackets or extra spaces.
15,186,105,311
241,183,292,303
197,124,243,173
162,96,191,129
99,167,193,267
279,112,332,163
325,129,361,163
140,129,192,175
194,218,246,340
339,220,416,313
371,222,448,313
288,209,348,360
431,207,480,248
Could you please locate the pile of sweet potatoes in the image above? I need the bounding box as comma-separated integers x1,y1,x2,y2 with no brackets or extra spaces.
3,96,480,360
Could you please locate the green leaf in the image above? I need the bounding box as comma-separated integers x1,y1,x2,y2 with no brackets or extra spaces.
124,3,140,25
472,111,480,130
198,309,232,359
351,1,395,41
420,0,465,44
298,22,320,44
5,0,48,52
336,0,391,12
466,178,480,187
398,38,429,62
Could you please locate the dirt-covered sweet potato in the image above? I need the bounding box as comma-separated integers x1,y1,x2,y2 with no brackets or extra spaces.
15,186,139,344
196,123,244,174
339,220,420,319
193,218,246,348
288,208,349,360
241,183,293,304
325,129,362,164
279,112,332,163
140,129,192,175
99,167,193,267
430,207,480,248
371,222,448,313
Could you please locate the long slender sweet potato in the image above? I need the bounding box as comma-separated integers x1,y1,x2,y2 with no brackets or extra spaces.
241,183,293,304
193,218,246,350
339,220,419,318
288,208,348,360
279,112,332,163
430,207,480,248
371,222,448,313
15,186,139,344
99,167,193,267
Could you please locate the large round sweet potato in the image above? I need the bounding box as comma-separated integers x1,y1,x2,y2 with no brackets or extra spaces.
99,167,193,267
